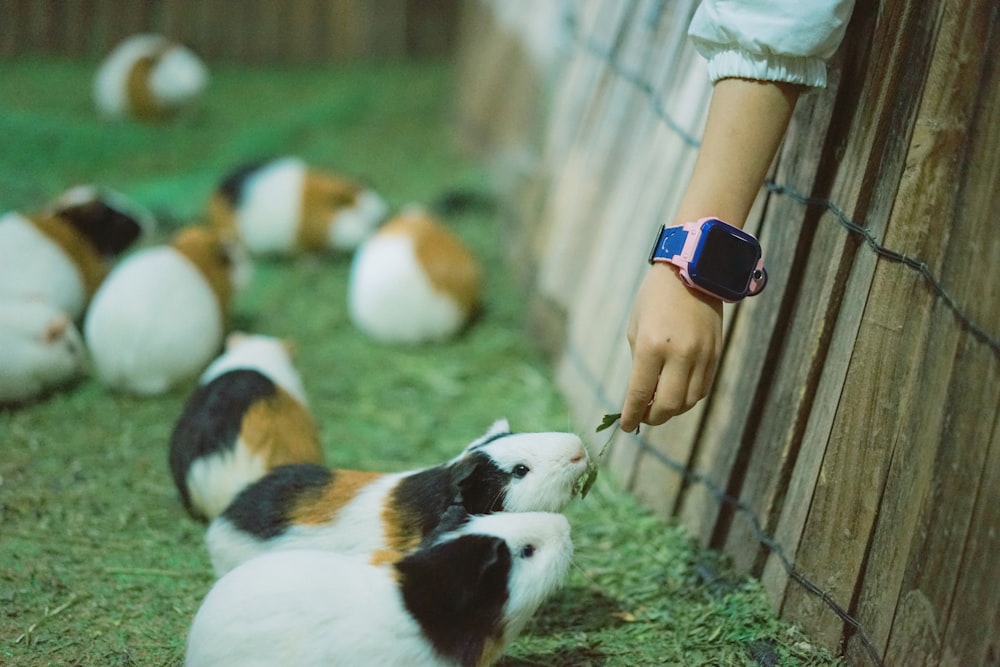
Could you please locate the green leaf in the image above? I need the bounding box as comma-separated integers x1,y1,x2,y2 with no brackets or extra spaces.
596,412,621,433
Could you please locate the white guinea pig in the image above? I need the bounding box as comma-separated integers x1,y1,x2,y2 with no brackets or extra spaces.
0,185,153,320
186,510,573,667
169,332,324,522
207,156,389,256
0,298,87,405
348,206,481,344
205,418,588,576
84,225,249,396
93,33,209,120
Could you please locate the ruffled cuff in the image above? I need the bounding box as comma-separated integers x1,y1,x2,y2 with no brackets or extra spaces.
703,48,828,88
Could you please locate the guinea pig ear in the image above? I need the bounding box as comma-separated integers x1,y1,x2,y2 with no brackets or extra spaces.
226,331,248,349
452,454,506,514
397,534,511,630
422,504,470,546
484,418,511,438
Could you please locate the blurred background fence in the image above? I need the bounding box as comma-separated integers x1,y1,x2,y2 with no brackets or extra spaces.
0,0,458,62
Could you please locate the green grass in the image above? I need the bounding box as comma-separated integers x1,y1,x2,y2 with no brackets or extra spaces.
0,56,842,666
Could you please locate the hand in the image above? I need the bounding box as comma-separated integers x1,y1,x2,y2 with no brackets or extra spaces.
621,263,723,432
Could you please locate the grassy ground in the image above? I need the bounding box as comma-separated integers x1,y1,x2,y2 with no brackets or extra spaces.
0,57,843,666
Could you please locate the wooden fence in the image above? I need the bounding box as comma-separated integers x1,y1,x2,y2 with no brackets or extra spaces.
0,0,458,63
455,1,1000,665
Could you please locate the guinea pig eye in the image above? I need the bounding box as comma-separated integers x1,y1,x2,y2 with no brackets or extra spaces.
512,464,530,478
520,544,536,559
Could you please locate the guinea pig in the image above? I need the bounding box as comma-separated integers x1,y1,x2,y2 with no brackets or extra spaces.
168,332,324,522
205,418,588,576
0,185,154,320
93,33,209,120
84,225,250,396
0,298,87,405
348,206,481,344
206,156,389,256
185,510,573,667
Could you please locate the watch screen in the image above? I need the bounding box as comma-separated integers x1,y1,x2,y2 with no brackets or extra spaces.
692,224,759,294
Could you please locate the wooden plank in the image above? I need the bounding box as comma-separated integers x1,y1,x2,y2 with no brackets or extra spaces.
404,0,458,57
533,0,638,310
839,1,998,661
287,0,324,64
27,0,57,54
935,389,1000,666
756,0,936,624
0,0,29,56
776,1,953,648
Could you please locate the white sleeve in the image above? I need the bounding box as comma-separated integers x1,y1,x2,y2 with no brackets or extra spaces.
688,0,855,88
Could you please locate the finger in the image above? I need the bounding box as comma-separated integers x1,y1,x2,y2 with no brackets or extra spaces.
686,338,721,408
621,355,662,432
645,355,693,425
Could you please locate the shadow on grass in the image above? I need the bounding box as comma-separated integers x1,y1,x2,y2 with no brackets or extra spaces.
497,585,626,666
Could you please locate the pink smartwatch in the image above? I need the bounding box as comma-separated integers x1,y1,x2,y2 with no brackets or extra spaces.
647,217,767,303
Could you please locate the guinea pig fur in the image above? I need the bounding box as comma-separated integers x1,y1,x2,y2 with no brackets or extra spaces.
348,206,481,344
169,332,324,522
83,225,249,396
0,298,87,405
0,186,153,320
185,511,573,667
205,418,588,576
93,33,209,120
207,156,389,256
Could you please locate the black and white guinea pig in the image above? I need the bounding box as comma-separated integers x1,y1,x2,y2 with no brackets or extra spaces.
84,225,250,396
186,510,573,667
0,298,87,405
207,156,389,256
169,332,324,522
348,206,481,344
205,418,588,576
0,185,154,320
93,33,209,120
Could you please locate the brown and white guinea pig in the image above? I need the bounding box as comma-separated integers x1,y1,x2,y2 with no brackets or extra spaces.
205,418,588,576
348,206,482,344
168,332,324,522
186,510,573,667
93,33,209,121
0,298,87,405
206,156,389,256
0,185,154,320
83,225,250,396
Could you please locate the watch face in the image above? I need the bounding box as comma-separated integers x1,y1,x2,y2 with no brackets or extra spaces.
689,221,761,299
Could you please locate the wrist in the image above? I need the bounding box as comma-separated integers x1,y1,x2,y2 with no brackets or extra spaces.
650,262,724,307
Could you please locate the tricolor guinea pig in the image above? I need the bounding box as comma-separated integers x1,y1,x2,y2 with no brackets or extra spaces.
0,298,87,405
84,225,250,396
93,33,209,120
348,207,481,344
169,332,324,522
0,185,153,320
205,418,588,576
207,156,389,256
185,510,573,667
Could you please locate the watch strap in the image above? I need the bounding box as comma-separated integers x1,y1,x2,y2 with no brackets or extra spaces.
647,224,688,264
